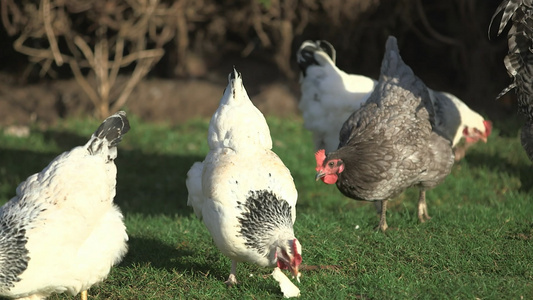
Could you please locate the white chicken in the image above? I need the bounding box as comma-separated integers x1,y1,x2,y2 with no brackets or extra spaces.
0,111,129,300
186,68,302,292
297,40,492,159
297,40,377,154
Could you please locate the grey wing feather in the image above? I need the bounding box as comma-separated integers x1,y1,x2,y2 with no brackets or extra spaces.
339,36,435,148
371,37,436,124
427,91,462,144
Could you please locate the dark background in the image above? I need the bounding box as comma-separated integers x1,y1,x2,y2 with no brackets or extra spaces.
0,0,516,127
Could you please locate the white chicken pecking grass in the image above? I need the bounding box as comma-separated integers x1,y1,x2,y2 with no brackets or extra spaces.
186,68,302,294
0,111,130,300
297,40,492,160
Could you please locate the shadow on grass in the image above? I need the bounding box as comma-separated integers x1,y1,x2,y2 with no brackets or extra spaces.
121,236,231,281
114,149,203,217
121,236,191,269
459,151,533,193
0,130,96,190
0,149,59,196
0,129,205,217
42,129,89,150
491,117,523,138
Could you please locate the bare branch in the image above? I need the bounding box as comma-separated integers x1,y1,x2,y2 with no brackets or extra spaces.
111,55,161,112
42,0,64,65
68,59,102,110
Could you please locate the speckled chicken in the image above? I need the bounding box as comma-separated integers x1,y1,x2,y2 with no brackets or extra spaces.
297,40,492,160
0,111,129,300
491,0,533,161
315,36,455,231
186,68,302,289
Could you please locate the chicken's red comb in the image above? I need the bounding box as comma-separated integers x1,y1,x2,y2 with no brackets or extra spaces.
315,149,326,169
483,120,492,137
292,238,302,266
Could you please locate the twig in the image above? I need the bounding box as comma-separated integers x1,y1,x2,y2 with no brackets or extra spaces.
108,34,125,94
69,59,101,110
111,53,162,112
95,26,110,116
1,0,22,35
252,1,271,47
42,0,64,66
174,0,188,75
73,35,95,68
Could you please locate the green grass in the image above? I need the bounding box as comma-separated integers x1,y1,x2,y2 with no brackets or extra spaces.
1,114,532,299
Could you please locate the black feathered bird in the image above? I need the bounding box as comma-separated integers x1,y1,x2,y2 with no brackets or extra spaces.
491,0,533,161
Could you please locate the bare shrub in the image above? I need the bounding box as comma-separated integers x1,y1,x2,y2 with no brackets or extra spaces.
1,0,178,118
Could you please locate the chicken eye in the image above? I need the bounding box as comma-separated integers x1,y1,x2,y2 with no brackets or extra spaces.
328,162,334,167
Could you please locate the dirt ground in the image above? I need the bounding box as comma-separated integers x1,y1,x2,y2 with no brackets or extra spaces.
0,56,300,128
0,51,518,133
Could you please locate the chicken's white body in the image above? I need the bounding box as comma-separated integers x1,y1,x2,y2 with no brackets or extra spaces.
297,40,489,154
0,112,129,300
186,69,299,285
297,40,376,153
428,90,487,147
192,149,297,267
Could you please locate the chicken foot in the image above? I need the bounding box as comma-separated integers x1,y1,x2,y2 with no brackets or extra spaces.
417,190,431,222
225,261,238,287
374,200,388,231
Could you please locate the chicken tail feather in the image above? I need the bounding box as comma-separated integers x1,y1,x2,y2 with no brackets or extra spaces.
88,111,130,156
296,40,336,76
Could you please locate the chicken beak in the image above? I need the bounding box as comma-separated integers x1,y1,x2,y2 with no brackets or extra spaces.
290,266,301,283
315,171,325,181
481,136,488,143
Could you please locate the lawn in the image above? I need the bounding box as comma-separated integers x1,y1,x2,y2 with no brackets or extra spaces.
0,114,532,299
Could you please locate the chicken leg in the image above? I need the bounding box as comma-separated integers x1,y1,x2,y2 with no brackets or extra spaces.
225,261,238,287
417,190,431,222
376,200,388,231
81,290,87,300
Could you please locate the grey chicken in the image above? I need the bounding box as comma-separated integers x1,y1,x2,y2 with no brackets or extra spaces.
315,36,454,231
296,40,492,160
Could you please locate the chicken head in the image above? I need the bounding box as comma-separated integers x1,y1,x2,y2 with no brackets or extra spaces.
276,238,302,282
315,149,344,184
463,120,492,144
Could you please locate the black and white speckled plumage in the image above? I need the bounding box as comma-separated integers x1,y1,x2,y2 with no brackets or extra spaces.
491,0,533,161
0,195,44,291
237,190,293,256
186,69,300,286
0,111,129,299
88,111,130,160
